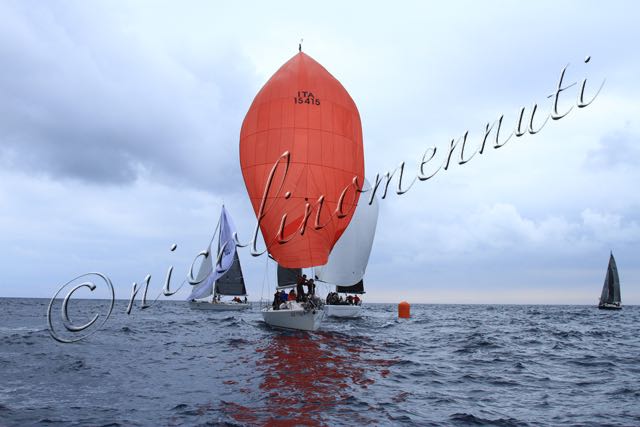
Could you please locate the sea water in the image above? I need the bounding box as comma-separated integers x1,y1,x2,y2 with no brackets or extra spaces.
1,298,639,426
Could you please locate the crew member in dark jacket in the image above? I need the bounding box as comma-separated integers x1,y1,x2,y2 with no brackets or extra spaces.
296,274,307,302
307,279,315,296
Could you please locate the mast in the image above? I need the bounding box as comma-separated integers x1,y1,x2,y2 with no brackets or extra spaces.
213,210,223,300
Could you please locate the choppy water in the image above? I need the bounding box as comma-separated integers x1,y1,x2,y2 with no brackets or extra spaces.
1,298,639,426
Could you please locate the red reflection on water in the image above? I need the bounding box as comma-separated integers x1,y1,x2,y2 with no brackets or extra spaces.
222,331,396,426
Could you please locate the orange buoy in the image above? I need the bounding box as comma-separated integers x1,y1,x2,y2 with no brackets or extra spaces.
398,301,410,318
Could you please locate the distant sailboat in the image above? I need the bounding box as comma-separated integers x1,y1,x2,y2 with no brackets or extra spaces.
187,206,249,311
315,179,379,318
598,252,621,310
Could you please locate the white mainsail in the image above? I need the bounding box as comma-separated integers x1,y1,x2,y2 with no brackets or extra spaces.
315,179,379,285
187,206,238,300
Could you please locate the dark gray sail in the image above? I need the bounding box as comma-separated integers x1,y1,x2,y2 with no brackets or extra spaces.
336,279,365,294
277,265,301,289
599,252,621,309
214,251,246,296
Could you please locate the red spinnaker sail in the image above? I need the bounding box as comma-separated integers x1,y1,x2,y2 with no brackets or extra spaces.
239,52,364,268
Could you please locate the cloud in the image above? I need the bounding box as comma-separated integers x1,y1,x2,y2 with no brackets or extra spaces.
0,167,266,298
371,201,639,270
0,2,256,192
584,127,640,170
581,208,640,243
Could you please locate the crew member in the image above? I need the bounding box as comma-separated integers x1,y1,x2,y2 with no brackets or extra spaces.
296,274,306,302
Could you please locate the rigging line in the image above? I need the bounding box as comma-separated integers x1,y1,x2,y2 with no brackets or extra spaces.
260,254,270,309
207,213,222,250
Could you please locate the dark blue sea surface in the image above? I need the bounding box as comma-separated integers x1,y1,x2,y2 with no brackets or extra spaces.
1,298,639,426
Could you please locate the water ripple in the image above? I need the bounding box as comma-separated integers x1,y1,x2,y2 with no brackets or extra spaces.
1,300,639,426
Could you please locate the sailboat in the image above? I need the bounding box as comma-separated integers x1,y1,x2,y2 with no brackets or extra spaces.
187,206,250,311
315,179,379,318
260,264,324,331
239,49,365,331
598,252,622,310
324,280,365,318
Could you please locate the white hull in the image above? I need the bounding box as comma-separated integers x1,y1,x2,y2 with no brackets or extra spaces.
261,303,324,331
189,301,250,311
326,304,362,318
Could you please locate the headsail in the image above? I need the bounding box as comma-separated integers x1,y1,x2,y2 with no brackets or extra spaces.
187,206,240,300
187,242,215,300
314,178,379,287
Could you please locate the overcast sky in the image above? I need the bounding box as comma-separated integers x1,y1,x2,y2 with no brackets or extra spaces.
1,1,639,304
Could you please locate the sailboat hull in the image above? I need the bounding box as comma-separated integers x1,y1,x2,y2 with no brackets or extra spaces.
598,303,622,310
261,305,324,331
189,301,250,311
326,304,362,318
